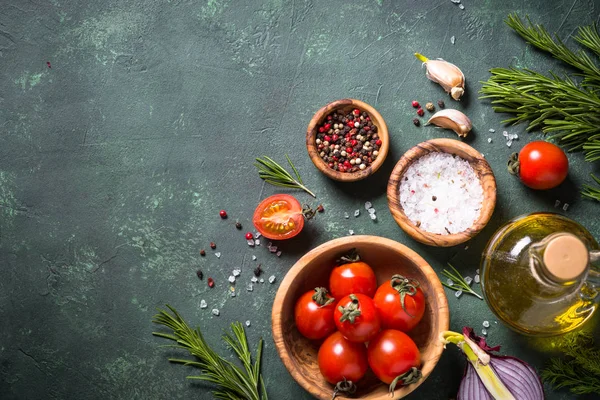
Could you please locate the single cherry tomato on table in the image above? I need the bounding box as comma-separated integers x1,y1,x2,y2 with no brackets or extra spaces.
318,331,368,385
252,194,307,240
329,250,377,299
368,330,422,389
508,141,569,190
334,293,380,343
294,287,336,340
373,274,426,332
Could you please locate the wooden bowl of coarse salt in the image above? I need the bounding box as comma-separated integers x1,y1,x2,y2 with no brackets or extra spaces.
387,138,496,247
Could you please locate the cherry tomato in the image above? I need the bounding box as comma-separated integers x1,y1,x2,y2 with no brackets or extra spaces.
373,275,425,332
512,141,568,190
368,330,421,385
318,331,368,384
329,255,377,299
294,287,336,340
252,194,304,240
334,294,380,343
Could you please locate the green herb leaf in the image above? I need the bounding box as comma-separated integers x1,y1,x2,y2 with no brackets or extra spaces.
441,263,483,300
255,155,316,198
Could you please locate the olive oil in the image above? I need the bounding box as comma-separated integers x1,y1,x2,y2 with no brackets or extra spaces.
481,213,600,336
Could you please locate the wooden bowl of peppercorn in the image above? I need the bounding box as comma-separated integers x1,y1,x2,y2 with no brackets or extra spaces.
272,235,449,400
306,99,389,182
387,138,497,247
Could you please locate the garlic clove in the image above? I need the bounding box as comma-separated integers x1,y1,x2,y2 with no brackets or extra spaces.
415,53,466,100
426,109,472,138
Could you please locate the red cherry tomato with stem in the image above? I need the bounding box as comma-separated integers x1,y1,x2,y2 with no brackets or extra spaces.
294,287,336,340
318,331,368,386
373,274,426,332
329,251,377,299
509,141,568,190
334,294,380,343
368,330,422,390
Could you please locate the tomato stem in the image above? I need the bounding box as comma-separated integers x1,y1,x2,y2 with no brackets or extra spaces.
507,152,520,176
389,367,422,393
331,379,357,400
336,248,361,265
338,294,361,324
390,274,420,318
312,287,335,307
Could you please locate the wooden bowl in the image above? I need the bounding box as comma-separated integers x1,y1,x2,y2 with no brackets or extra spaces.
272,235,449,400
306,99,389,182
387,138,496,247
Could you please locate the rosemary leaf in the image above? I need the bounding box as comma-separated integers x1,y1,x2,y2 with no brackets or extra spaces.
255,155,316,197
582,174,600,201
441,264,483,300
152,305,267,400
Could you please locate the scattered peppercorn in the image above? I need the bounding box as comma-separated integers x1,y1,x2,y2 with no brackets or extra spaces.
254,264,263,277
196,270,203,280
235,221,242,229
417,108,425,117
207,277,215,288
245,232,254,240
219,210,227,218
200,249,206,256
411,100,420,108
316,204,325,213
210,242,216,249
432,196,437,201
413,118,420,127
425,102,435,112
437,100,445,108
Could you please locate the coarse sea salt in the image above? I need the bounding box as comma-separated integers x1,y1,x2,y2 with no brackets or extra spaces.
399,152,483,235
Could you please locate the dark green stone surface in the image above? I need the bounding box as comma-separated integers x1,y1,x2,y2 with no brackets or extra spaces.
1,0,599,399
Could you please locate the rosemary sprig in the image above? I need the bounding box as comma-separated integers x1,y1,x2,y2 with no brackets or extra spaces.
441,264,483,300
582,174,600,201
254,155,316,198
152,305,268,400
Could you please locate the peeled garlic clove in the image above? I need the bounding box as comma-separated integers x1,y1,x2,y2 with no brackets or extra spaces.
415,53,465,100
426,109,472,138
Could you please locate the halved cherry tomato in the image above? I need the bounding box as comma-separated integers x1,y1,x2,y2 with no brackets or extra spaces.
373,275,425,332
334,293,380,343
368,330,421,386
318,331,368,384
252,194,304,240
329,252,377,299
294,287,337,340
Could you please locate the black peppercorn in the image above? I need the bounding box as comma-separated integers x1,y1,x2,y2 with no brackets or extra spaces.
413,118,420,126
437,100,445,108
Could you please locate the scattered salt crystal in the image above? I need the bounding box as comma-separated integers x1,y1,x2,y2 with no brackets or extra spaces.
228,275,236,283
344,212,349,219
230,290,236,297
489,128,495,133
506,141,512,147
259,278,265,283
212,309,220,316
215,252,221,258
464,276,473,285
369,213,377,221
255,232,261,238
232,269,241,277
563,203,569,211
200,300,207,309
247,283,253,292
251,276,258,283
368,208,376,214
476,268,480,274
474,275,480,283
398,152,483,235
247,239,255,247
465,245,469,250
450,0,460,3
245,320,251,327
354,209,360,217
276,250,282,257
446,279,454,286
555,200,561,208
483,320,490,328
252,255,257,261
450,35,456,44
269,246,278,253
349,229,355,235
514,134,519,140
487,138,492,143
254,239,260,246
455,290,463,298
364,201,372,210
268,275,276,284
482,328,487,336
503,131,509,137
458,3,465,9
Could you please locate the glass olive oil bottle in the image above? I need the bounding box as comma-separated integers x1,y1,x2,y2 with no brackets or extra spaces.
481,213,600,336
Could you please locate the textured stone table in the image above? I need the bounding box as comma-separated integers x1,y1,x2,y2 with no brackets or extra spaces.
1,0,599,399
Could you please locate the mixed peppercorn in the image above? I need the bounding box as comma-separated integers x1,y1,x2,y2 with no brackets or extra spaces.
315,108,381,173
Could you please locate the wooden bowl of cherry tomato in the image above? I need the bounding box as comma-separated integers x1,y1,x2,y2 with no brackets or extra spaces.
271,235,449,400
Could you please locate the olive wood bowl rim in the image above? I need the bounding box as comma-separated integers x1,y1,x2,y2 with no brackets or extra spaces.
306,99,389,182
271,235,450,400
386,138,497,247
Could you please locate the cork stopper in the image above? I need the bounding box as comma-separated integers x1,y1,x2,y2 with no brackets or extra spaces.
543,233,589,282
